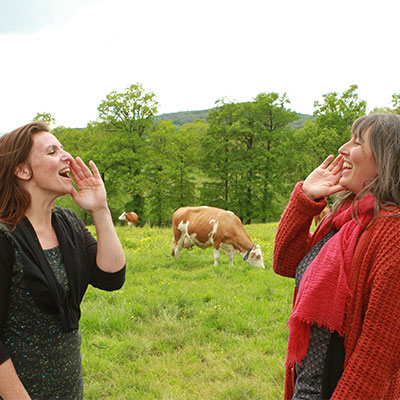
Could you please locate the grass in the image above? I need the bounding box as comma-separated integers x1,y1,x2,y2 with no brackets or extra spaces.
80,223,294,399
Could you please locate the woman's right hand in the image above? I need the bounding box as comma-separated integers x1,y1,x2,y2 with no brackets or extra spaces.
302,154,346,201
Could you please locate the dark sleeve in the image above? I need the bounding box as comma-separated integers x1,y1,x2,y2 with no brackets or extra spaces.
0,234,15,365
75,215,126,291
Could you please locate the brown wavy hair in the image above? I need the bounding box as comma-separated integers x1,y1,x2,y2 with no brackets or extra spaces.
331,113,400,223
0,122,50,229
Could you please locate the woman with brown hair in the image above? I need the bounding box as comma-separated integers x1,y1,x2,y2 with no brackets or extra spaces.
0,122,126,399
274,113,400,399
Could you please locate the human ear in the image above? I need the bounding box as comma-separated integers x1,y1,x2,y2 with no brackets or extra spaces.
14,164,32,180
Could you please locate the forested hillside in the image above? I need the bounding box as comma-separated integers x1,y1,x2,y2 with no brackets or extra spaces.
156,109,210,127
156,109,313,129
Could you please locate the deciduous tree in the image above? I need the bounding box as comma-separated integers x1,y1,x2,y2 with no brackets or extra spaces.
96,83,158,219
33,112,56,127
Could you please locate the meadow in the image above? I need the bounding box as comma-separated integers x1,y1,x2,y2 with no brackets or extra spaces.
80,223,294,399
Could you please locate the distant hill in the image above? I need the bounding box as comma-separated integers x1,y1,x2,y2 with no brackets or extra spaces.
156,109,313,129
156,109,210,127
289,113,315,129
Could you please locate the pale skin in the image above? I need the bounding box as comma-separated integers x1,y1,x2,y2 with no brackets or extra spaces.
302,154,346,201
303,126,378,201
67,157,126,272
0,133,125,399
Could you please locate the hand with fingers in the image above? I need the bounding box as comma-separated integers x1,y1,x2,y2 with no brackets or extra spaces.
302,154,346,201
68,157,108,213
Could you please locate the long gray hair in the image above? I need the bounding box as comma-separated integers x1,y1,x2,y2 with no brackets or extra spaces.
332,113,400,221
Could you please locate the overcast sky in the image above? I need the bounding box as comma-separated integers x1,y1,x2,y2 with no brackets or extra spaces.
0,0,399,132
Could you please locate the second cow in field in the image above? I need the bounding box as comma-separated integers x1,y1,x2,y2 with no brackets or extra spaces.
171,206,264,268
118,211,139,226
313,206,330,227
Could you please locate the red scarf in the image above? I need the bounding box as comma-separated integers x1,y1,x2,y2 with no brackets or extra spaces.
286,194,375,367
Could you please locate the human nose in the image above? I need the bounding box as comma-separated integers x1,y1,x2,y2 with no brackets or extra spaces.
338,140,350,155
61,149,73,163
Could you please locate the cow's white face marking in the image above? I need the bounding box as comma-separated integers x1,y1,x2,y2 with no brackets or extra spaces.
244,244,264,268
118,212,127,221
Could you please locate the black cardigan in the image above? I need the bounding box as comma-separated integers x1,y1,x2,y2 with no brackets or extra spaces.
0,207,125,364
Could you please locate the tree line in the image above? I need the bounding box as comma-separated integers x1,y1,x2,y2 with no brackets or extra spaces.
33,84,400,226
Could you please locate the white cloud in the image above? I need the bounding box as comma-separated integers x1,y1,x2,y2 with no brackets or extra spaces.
0,0,400,132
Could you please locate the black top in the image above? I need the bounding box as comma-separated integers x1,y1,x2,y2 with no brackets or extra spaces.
0,207,126,365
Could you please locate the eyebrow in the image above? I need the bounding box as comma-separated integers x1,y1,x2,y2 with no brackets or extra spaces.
45,143,63,150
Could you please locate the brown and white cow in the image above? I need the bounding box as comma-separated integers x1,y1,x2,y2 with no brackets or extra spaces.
118,211,139,226
171,206,264,268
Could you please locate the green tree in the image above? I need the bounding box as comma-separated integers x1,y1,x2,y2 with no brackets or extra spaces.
201,94,297,223
96,83,158,220
392,93,400,115
313,84,366,142
53,125,109,224
283,85,367,199
369,93,400,115
33,112,56,127
143,121,177,226
369,107,393,114
250,92,297,222
143,119,207,225
169,120,205,209
200,100,238,210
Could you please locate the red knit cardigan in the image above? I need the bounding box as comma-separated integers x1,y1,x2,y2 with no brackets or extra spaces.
273,182,400,400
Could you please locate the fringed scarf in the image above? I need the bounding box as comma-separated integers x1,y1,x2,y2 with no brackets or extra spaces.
286,193,375,367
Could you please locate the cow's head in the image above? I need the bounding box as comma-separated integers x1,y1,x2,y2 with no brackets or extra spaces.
118,212,127,221
245,244,264,268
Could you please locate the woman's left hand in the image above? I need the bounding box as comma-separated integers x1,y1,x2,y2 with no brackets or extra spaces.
68,157,108,213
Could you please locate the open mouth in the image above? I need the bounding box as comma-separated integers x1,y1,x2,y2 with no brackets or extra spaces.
343,161,353,170
59,167,70,178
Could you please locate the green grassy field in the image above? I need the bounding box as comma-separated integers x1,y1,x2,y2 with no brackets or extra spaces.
80,223,294,399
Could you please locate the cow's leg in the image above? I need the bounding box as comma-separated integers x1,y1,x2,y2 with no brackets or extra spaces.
220,243,235,267
213,247,220,266
171,236,183,258
171,238,177,257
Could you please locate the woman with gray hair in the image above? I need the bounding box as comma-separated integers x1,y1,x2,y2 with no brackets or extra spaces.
274,114,400,399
